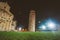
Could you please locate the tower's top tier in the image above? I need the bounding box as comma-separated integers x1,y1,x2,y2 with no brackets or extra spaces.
0,2,10,11
30,10,36,13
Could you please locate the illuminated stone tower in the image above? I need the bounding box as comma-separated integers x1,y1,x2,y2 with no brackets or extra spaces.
29,10,36,32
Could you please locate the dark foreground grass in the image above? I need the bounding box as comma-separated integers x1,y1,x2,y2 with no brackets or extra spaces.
0,31,60,40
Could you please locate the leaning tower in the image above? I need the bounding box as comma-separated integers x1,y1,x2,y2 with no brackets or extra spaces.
29,10,36,32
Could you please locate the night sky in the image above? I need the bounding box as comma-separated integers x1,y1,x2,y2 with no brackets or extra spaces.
0,0,60,28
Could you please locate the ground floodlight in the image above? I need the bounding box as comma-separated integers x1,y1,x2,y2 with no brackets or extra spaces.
41,25,46,30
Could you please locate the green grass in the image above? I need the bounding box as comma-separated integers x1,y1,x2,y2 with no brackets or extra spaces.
0,31,60,40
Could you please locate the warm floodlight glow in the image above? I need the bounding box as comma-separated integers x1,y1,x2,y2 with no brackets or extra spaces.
42,25,46,30
19,27,22,31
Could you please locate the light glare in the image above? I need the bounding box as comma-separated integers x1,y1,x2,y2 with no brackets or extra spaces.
19,27,22,31
47,22,55,29
42,25,46,30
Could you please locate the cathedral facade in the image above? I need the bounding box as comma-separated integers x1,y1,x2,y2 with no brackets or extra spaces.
0,2,16,31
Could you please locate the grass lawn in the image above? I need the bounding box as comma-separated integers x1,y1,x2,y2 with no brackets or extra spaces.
0,31,60,40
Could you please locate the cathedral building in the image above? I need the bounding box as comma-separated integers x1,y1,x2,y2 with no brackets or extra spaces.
0,2,16,31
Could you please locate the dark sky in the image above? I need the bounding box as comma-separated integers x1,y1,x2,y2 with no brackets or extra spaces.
0,0,60,28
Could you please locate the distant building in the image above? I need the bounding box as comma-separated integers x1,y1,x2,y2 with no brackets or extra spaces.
29,10,36,32
0,2,16,31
